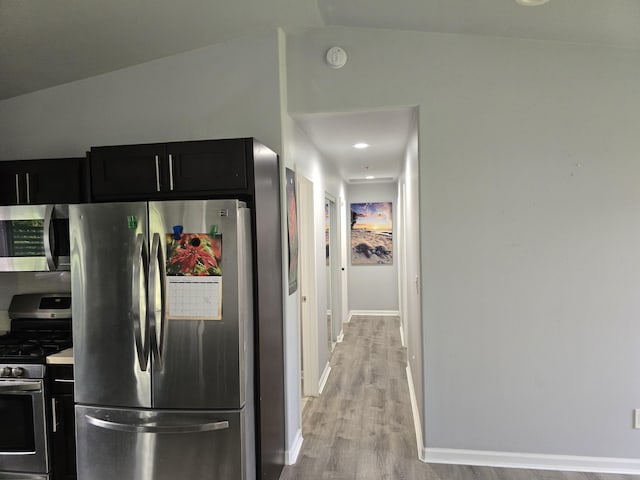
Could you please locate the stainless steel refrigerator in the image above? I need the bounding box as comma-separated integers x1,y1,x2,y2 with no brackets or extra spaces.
70,199,254,480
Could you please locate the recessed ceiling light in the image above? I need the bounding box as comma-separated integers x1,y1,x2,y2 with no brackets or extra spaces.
365,175,375,180
353,143,369,149
515,0,550,5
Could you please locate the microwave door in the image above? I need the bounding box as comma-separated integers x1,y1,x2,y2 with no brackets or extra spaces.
0,204,50,272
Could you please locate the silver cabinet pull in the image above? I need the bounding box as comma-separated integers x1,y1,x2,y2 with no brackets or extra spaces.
15,174,20,204
154,155,161,192
168,154,174,191
51,398,58,433
25,172,31,204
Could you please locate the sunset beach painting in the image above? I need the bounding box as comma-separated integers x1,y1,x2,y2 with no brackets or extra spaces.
350,202,393,265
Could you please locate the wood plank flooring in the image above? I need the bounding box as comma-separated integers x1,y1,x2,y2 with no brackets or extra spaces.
279,315,637,480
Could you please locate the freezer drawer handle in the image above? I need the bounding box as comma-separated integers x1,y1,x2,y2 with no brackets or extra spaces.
85,415,229,434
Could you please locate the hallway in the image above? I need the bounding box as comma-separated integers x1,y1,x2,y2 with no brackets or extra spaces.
279,315,636,480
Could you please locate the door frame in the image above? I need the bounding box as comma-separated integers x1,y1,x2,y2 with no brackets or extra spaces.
298,174,319,397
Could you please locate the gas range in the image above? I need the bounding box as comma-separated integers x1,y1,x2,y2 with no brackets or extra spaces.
0,293,72,375
0,326,72,366
0,293,72,480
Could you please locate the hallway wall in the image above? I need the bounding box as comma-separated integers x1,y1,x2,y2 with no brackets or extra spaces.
289,122,347,388
347,182,399,312
287,26,640,461
398,111,423,446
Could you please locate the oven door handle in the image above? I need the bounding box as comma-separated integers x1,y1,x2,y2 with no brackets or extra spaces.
85,415,229,434
0,381,42,393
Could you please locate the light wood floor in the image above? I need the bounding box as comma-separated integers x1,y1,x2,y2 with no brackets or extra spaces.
279,315,637,480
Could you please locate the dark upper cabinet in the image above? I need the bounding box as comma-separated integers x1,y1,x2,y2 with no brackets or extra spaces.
0,158,86,205
89,139,251,201
0,161,20,205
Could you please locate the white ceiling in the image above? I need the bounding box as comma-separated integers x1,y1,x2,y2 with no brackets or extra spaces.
294,109,416,182
1,0,638,181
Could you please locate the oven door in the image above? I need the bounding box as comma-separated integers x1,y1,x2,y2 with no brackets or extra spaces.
0,379,49,476
0,204,70,272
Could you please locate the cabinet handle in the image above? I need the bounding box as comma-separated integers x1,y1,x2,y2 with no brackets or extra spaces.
168,154,174,191
154,155,161,192
25,172,31,204
15,174,20,204
52,398,58,433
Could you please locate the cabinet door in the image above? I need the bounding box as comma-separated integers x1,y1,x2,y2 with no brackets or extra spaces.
49,365,76,480
167,139,249,195
0,161,22,205
0,158,86,206
26,158,85,204
90,144,166,201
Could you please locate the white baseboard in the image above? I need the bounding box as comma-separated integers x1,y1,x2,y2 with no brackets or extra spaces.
406,364,425,460
285,429,304,465
318,362,331,394
423,448,640,475
337,330,344,343
399,323,405,347
348,310,400,322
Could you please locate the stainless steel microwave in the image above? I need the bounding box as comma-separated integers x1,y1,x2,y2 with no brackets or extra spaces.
0,204,70,272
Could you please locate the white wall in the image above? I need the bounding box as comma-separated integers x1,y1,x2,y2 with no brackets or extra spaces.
0,273,19,332
290,124,347,381
347,182,399,312
398,111,423,449
0,32,283,159
287,26,640,460
277,30,305,462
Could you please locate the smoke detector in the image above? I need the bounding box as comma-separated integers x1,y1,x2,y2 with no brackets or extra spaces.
325,47,347,69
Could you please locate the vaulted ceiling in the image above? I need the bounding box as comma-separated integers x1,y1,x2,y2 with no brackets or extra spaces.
1,0,639,101
1,0,638,182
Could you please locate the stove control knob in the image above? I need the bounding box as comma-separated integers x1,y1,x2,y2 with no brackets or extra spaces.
11,367,25,378
0,367,11,377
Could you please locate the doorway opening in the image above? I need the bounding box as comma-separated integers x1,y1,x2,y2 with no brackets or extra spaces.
291,106,423,457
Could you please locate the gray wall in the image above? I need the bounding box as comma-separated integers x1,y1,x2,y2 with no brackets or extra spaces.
347,182,399,312
0,32,283,159
290,122,346,382
287,26,640,458
398,113,423,441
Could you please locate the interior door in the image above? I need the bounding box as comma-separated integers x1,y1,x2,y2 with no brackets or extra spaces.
70,202,151,408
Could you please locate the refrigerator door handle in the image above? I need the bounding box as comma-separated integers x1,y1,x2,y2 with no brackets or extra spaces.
43,204,57,271
85,415,229,434
132,233,150,372
149,232,167,368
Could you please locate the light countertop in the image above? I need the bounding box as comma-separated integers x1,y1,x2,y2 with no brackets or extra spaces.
46,347,74,365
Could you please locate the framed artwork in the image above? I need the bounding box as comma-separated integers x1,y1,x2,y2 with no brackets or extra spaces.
286,168,299,294
350,202,393,265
